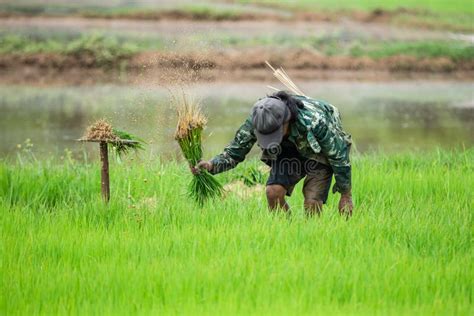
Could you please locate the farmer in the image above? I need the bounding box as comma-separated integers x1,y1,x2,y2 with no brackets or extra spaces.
192,91,353,216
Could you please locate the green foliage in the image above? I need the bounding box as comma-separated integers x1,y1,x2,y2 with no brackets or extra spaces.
189,169,224,206
239,0,473,32
1,0,472,31
0,33,139,64
64,33,138,65
111,128,146,158
179,4,241,20
176,127,223,206
0,34,62,54
0,3,76,16
1,149,473,314
350,40,474,61
2,31,472,64
240,0,474,15
0,3,245,21
197,35,474,61
236,165,267,186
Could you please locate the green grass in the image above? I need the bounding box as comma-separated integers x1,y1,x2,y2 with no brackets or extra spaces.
0,32,166,54
349,40,474,61
3,0,472,17
2,149,473,314
2,32,472,65
80,4,245,21
0,33,143,66
0,33,140,55
1,0,472,31
240,0,474,32
0,3,248,20
241,0,473,15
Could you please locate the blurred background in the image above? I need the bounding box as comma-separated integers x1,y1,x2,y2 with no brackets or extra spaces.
0,0,473,160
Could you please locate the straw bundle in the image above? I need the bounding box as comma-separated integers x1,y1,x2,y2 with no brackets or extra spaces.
83,119,118,141
83,119,145,157
265,61,307,97
174,93,223,205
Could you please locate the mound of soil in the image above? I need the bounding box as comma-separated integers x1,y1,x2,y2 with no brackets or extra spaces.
1,49,473,85
128,49,470,73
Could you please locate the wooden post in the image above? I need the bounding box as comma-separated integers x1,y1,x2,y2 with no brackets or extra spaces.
99,141,110,203
78,138,137,203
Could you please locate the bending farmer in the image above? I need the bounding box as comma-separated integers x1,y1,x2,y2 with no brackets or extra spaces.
192,91,353,216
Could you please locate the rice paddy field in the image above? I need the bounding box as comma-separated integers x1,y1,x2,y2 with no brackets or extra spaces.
1,0,474,314
1,149,473,315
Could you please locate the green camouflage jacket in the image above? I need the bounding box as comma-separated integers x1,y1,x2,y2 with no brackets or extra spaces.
210,95,352,194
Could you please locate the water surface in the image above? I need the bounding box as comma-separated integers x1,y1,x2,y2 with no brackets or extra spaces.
1,80,472,161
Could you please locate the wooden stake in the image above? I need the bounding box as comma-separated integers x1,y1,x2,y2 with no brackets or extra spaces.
99,141,110,203
77,138,137,203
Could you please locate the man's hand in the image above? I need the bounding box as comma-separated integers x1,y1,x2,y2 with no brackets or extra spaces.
190,160,213,175
338,190,353,217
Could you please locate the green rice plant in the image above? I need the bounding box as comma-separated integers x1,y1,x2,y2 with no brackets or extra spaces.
111,128,146,158
82,119,146,158
1,149,473,315
239,165,267,186
174,93,223,205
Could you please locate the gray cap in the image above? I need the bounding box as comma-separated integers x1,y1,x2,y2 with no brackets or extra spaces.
251,97,290,149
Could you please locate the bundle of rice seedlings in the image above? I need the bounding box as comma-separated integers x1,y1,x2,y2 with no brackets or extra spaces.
111,128,145,157
265,61,307,97
174,93,223,206
83,119,145,157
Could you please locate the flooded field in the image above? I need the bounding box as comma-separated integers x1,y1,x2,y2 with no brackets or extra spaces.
1,80,472,161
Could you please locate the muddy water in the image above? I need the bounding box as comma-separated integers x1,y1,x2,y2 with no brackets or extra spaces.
0,80,473,161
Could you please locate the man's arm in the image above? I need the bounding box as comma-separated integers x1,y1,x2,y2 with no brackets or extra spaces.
208,116,257,174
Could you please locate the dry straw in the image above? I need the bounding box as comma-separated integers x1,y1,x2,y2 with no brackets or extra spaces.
83,119,118,141
174,92,223,205
265,61,307,97
82,119,145,157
